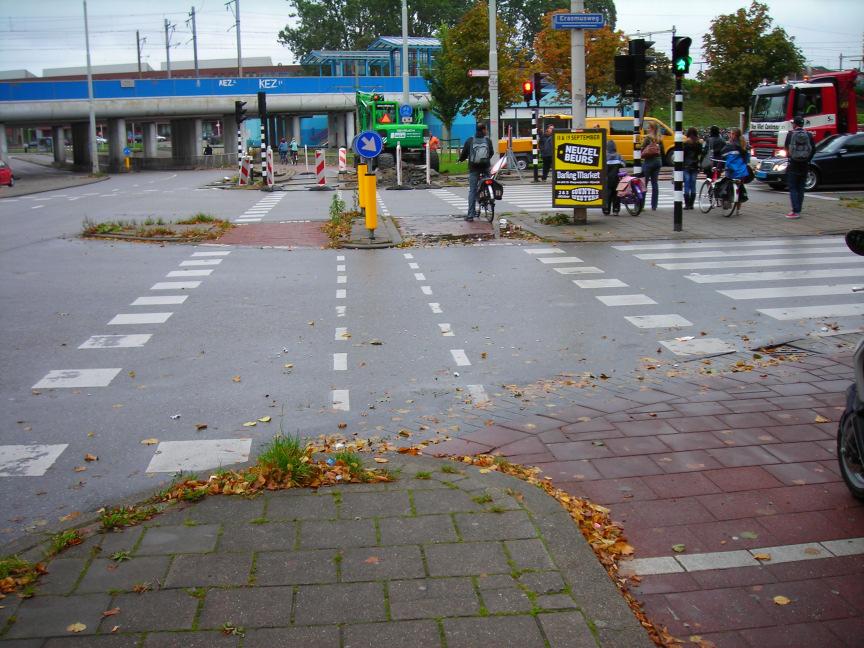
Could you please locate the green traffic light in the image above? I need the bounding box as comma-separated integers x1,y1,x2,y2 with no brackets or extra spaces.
675,58,686,72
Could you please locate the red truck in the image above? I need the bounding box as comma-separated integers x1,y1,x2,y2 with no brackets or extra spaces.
748,69,861,159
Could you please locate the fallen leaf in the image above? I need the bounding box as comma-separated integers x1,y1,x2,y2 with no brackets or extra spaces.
127,370,136,379
111,626,120,633
243,421,257,427
363,556,380,564
66,623,87,633
397,430,411,437
373,457,388,463
140,438,159,445
195,423,208,431
59,511,81,522
73,466,87,473
337,422,347,429
232,375,241,383
740,531,758,540
753,553,771,561
814,415,830,423
804,547,821,556
478,468,492,474
84,453,98,462
257,416,272,423
101,607,120,617
480,352,488,359
773,595,791,606
284,363,293,369
672,544,686,553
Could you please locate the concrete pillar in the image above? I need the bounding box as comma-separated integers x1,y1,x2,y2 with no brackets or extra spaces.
71,122,92,169
107,118,126,170
222,113,238,160
52,125,66,163
335,113,346,149
0,124,8,160
142,122,158,158
345,112,355,149
292,115,301,143
193,118,203,155
170,119,199,162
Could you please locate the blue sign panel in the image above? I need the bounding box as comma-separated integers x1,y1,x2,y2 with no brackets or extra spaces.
353,131,384,158
399,104,413,118
551,13,605,30
122,147,131,156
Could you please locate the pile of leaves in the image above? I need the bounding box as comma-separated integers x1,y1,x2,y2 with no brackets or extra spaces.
0,557,47,599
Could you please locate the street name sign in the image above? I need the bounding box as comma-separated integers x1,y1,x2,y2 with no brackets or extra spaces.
552,129,606,208
552,13,605,30
468,69,490,77
353,131,384,158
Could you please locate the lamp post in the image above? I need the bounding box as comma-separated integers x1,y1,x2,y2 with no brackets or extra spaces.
83,0,98,175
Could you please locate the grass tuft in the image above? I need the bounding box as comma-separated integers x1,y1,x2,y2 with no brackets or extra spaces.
257,434,313,482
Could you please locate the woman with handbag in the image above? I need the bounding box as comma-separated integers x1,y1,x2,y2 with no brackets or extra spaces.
641,135,662,211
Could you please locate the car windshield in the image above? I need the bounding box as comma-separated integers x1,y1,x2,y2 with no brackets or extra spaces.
0,160,7,168
815,134,846,153
751,93,788,122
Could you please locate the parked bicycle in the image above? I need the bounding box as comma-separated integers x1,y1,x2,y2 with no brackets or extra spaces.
615,168,646,217
476,173,504,223
698,159,743,217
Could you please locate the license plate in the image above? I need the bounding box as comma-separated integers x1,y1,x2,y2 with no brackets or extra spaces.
755,170,767,179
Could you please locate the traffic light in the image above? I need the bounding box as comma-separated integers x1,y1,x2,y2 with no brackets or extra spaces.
629,38,656,86
533,72,553,103
522,79,534,104
614,55,634,88
672,36,693,76
234,100,247,124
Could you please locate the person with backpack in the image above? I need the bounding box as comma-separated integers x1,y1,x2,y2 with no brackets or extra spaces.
783,115,815,219
289,137,299,164
458,123,493,221
278,137,289,164
540,125,555,181
701,125,725,175
682,127,702,209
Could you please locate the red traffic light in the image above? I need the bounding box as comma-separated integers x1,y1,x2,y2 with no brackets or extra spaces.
522,80,534,104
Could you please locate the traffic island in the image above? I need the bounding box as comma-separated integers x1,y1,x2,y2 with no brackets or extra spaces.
80,214,233,243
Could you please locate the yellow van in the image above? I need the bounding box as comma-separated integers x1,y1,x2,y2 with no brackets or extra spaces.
499,115,675,168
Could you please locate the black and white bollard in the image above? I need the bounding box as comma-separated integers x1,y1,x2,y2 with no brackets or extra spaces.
673,77,684,231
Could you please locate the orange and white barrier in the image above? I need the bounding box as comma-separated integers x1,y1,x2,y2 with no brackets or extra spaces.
266,146,274,188
338,147,347,172
315,149,326,186
238,155,251,186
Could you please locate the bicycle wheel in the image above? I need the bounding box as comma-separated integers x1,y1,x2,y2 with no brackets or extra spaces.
698,181,713,213
624,192,643,217
486,197,495,223
721,182,738,218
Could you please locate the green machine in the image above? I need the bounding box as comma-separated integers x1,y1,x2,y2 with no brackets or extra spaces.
355,91,439,171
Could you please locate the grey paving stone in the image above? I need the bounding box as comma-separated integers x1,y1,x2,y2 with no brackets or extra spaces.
412,489,483,515
143,509,190,528
101,590,198,632
378,515,457,545
481,587,533,613
5,593,110,639
3,641,46,648
443,615,546,648
505,538,556,571
99,527,145,556
54,533,103,560
389,577,479,619
519,571,567,595
242,626,340,647
266,491,337,521
141,631,238,647
136,525,219,555
42,635,141,647
35,558,88,595
338,491,412,518
340,546,425,582
77,556,172,594
184,496,265,525
197,586,294,629
454,511,537,542
299,519,376,549
0,595,21,629
164,553,253,588
253,549,338,586
293,582,386,625
217,521,295,553
538,611,598,648
424,541,511,577
343,619,442,648
537,594,578,610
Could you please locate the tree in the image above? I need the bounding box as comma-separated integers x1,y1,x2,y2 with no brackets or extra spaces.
499,0,617,51
533,10,625,103
424,26,463,143
642,49,674,120
443,3,527,119
278,0,471,61
700,1,805,123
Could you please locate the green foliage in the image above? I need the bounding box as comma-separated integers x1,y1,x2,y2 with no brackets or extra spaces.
329,192,347,221
110,551,132,562
256,434,313,482
501,0,617,51
333,450,364,479
642,49,675,118
700,1,805,122
176,213,216,224
414,471,432,480
424,25,464,143
46,530,81,558
0,555,32,579
99,505,157,531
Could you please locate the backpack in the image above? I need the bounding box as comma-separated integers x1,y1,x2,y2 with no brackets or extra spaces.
468,137,491,165
789,129,813,162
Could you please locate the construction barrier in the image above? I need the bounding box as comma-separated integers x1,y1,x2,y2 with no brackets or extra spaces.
315,149,326,186
266,146,274,188
338,147,347,172
238,155,251,186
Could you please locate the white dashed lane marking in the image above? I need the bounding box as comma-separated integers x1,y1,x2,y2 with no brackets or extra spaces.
438,323,454,337
332,389,350,411
595,294,657,307
33,368,122,389
131,296,188,306
337,275,347,284
151,281,201,290
146,439,252,473
166,269,213,277
414,273,426,281
408,262,420,269
624,314,693,329
191,251,231,257
429,303,442,314
450,349,471,366
573,279,628,288
333,353,348,371
108,313,173,325
336,289,347,299
537,256,583,264
79,334,152,349
421,286,433,295
335,327,349,341
179,259,222,267
336,306,346,317
554,267,604,275
524,247,564,254
467,385,490,404
0,444,69,476
659,337,736,356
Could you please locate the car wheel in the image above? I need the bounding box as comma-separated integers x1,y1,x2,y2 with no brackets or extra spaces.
515,156,529,171
804,168,819,191
8,176,13,187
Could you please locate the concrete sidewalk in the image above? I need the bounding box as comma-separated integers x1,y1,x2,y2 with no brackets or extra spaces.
0,455,650,647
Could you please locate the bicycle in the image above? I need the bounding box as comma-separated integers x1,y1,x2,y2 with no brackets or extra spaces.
698,159,742,218
616,169,646,217
476,173,504,223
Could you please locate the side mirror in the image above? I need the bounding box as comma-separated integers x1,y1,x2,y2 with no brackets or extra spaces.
845,229,864,256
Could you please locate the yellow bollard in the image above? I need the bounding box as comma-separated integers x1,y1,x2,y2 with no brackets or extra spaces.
365,170,377,236
124,156,130,171
357,163,367,211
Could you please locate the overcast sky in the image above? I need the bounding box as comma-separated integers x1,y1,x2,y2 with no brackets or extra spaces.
0,0,861,75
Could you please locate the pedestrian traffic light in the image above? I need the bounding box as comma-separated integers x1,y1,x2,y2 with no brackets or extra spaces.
614,55,634,88
533,72,553,103
522,80,534,104
629,39,657,87
672,36,693,76
234,100,247,124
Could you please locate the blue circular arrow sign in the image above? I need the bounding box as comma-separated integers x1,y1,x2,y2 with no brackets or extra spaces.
353,130,384,158
122,147,131,156
399,104,413,118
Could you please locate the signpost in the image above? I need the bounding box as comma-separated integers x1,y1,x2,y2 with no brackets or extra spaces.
399,104,413,125
551,13,605,30
552,129,606,210
353,130,384,159
352,131,383,240
467,69,489,77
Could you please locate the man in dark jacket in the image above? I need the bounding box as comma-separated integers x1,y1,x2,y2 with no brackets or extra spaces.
783,115,815,219
700,125,725,174
540,125,555,181
458,123,492,221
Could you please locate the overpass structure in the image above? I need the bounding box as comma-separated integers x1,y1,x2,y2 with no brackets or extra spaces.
0,76,430,170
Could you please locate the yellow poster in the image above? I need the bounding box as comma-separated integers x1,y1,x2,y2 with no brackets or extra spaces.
552,129,606,208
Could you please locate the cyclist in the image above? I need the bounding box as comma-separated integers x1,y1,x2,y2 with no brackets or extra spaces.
278,138,288,164
719,127,751,207
289,137,299,165
458,123,493,222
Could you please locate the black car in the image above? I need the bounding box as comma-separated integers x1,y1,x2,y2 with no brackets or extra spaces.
754,132,864,191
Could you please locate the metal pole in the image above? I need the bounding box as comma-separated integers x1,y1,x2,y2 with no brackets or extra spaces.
839,53,843,70
164,19,172,79
673,75,683,232
235,0,243,77
532,106,539,182
488,0,499,162
632,95,641,175
401,0,409,107
190,7,199,78
83,0,98,175
571,0,586,223
136,30,142,78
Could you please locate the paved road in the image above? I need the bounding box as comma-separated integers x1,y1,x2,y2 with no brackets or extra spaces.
1,168,863,545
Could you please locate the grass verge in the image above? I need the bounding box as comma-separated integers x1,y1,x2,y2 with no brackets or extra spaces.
81,214,232,241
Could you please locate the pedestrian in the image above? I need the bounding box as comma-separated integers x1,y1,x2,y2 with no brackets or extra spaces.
782,115,815,219
603,140,625,215
701,125,725,175
720,127,751,206
540,124,554,181
278,137,288,164
428,134,440,152
290,137,299,164
203,142,213,156
682,127,701,209
458,123,493,221
640,134,662,211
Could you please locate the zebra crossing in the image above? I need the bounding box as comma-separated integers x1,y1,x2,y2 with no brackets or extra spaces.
613,236,864,325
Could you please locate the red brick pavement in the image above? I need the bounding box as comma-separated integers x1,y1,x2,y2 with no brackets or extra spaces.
217,222,330,247
432,348,864,646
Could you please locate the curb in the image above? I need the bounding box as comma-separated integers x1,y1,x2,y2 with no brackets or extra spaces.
342,215,404,249
0,174,109,199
